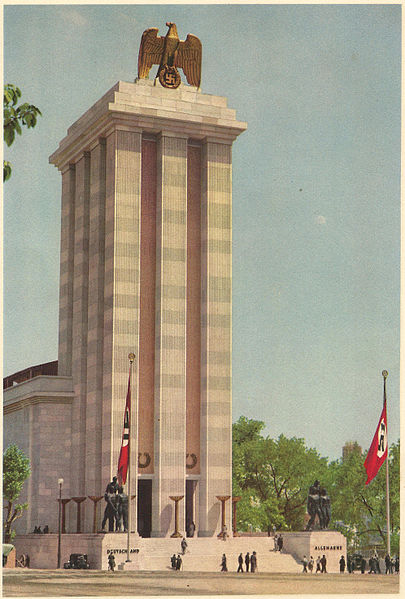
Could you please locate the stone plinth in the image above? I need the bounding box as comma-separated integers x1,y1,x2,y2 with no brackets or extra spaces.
281,530,347,573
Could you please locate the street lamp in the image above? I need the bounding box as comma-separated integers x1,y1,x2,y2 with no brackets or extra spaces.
57,478,63,568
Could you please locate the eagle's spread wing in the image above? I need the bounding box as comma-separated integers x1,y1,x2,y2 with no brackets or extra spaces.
138,28,164,79
176,34,202,88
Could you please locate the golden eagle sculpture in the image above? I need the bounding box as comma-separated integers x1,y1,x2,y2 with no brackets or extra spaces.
138,22,202,89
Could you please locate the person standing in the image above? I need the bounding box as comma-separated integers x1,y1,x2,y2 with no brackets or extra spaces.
394,556,399,573
321,554,327,573
302,556,308,573
273,534,278,551
221,554,227,572
237,553,244,573
176,554,182,570
339,555,346,573
108,553,115,572
170,554,176,569
315,556,322,573
181,537,188,555
250,551,257,573
385,554,391,574
347,556,352,573
308,556,314,573
360,556,366,574
245,551,250,572
277,535,283,552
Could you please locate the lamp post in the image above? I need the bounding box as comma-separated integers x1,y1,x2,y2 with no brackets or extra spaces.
57,478,63,568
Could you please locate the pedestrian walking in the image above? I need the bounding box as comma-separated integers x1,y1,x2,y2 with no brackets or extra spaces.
277,535,283,552
245,552,250,572
181,537,188,555
237,553,244,573
394,556,399,573
170,554,177,569
302,555,308,573
339,555,345,573
250,551,257,573
347,556,352,573
108,553,115,572
321,554,327,573
273,534,278,551
315,556,321,573
360,556,366,574
221,554,227,572
176,554,182,570
308,556,314,573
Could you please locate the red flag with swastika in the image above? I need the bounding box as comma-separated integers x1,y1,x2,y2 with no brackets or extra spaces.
364,400,387,485
117,374,131,485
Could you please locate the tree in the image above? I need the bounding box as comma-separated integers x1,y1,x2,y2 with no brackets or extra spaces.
232,416,329,532
3,444,31,543
3,84,42,181
328,441,400,554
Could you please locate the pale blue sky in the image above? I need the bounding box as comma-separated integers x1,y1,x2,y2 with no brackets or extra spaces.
4,4,401,460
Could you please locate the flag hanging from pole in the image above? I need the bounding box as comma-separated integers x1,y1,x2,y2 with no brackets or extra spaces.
117,374,131,485
364,399,387,485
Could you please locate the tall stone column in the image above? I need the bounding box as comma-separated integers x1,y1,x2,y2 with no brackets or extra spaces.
58,165,75,377
103,129,142,534
71,152,91,498
152,133,188,537
199,139,233,536
85,139,106,507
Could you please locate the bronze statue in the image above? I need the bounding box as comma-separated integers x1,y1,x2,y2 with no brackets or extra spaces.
138,22,202,89
305,480,321,531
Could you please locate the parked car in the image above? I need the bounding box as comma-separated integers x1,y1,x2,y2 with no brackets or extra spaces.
348,554,364,571
63,553,90,569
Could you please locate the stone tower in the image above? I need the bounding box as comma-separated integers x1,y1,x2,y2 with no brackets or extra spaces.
4,75,246,538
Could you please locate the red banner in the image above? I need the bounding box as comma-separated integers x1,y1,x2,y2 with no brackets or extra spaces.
117,375,131,485
364,400,387,485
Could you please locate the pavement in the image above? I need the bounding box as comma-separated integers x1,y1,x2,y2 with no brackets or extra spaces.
2,569,400,596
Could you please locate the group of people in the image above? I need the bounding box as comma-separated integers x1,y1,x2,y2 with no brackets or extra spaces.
273,534,283,552
384,554,399,574
302,555,327,573
32,525,49,534
234,551,258,573
340,552,399,574
170,554,183,570
306,480,331,530
101,476,129,533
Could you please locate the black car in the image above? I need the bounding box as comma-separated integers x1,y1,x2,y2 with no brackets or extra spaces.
64,553,90,569
348,554,365,571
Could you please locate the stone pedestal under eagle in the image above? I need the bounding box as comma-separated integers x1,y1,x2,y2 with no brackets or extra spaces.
138,22,202,89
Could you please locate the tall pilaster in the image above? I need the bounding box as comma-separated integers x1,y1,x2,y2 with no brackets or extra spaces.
199,139,233,535
71,152,90,498
85,138,106,501
58,165,75,376
152,133,188,536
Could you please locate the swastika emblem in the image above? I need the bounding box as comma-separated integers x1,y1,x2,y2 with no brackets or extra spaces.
159,65,181,89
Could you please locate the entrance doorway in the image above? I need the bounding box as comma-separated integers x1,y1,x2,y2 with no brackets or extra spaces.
185,479,197,536
137,479,152,537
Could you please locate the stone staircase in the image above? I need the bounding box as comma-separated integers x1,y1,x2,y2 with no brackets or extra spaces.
131,537,301,573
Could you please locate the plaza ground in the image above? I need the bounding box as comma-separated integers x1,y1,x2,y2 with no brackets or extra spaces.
2,569,400,596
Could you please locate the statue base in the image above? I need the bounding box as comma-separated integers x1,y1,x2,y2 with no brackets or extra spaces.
281,530,347,572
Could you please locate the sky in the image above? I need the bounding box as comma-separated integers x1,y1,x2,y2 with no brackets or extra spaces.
3,3,401,461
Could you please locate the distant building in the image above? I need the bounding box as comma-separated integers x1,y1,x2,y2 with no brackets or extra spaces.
342,441,362,460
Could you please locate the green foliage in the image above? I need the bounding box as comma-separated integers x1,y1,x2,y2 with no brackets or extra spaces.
3,445,31,543
329,440,400,554
3,84,42,181
232,416,329,532
232,416,400,554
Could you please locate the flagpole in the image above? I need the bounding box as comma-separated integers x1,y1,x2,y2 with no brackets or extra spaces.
382,370,391,556
126,353,135,563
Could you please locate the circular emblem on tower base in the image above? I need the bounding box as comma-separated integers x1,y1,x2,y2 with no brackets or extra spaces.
159,65,181,89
